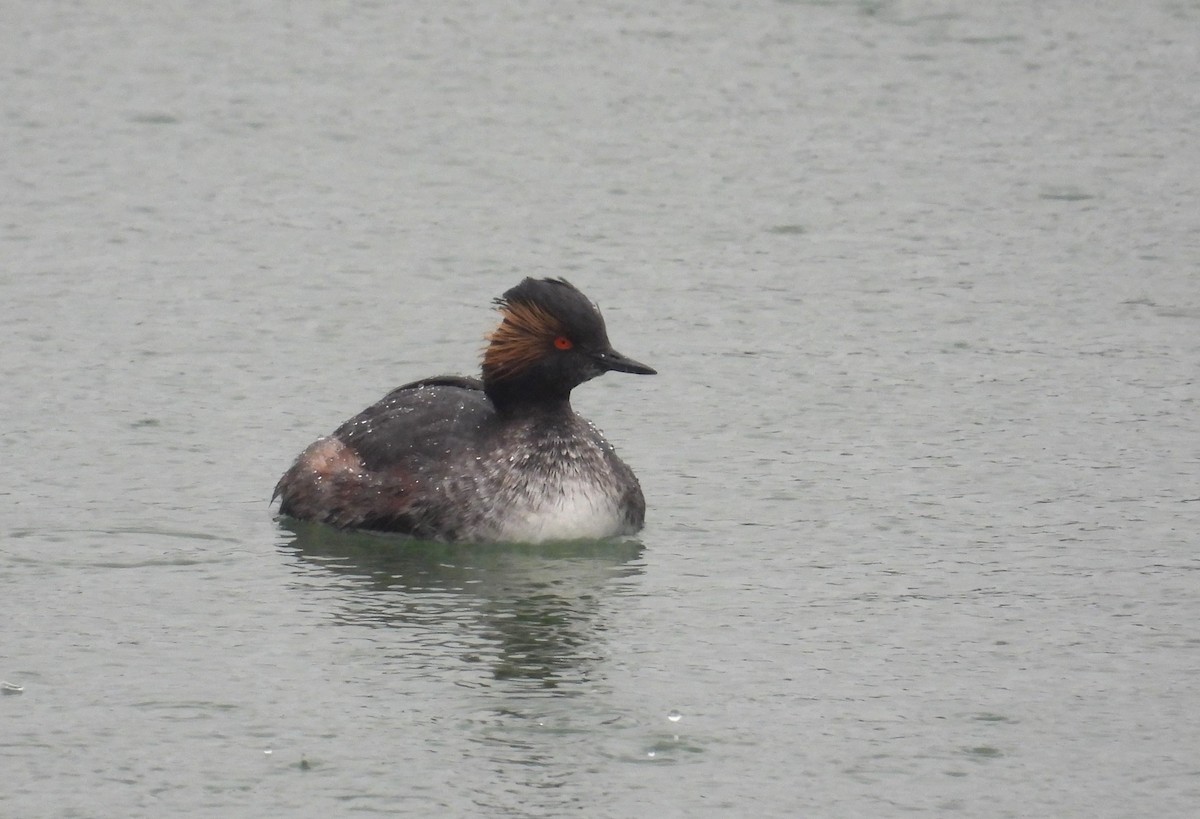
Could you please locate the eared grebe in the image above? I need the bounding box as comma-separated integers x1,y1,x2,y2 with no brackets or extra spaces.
274,277,655,543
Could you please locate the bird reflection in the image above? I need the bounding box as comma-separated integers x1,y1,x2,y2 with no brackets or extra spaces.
277,520,644,687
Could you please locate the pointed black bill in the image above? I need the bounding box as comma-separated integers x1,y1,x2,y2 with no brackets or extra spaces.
595,348,656,375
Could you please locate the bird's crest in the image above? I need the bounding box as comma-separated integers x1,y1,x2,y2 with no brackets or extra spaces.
483,295,567,380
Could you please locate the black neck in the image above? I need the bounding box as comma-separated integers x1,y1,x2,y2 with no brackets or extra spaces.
483,374,574,418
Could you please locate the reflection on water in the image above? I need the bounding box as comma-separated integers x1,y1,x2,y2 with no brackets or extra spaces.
277,520,644,687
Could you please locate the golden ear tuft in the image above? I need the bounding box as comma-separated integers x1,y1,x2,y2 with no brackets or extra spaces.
483,301,566,378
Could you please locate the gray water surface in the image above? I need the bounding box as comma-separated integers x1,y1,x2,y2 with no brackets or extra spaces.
3,1,1199,816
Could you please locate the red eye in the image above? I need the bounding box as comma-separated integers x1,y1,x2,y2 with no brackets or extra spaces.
553,336,573,351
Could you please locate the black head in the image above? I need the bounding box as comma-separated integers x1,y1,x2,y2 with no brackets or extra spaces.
481,277,655,407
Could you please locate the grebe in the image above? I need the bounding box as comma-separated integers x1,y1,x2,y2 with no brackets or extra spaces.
273,277,655,543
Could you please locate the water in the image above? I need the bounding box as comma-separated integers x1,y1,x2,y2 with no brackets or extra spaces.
3,1,1198,816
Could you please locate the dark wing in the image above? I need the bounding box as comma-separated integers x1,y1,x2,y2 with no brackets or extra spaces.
276,377,494,536
333,376,493,473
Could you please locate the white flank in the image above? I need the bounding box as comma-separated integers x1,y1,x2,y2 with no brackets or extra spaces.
495,479,628,543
